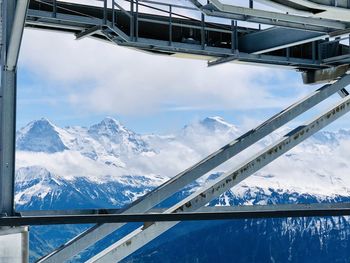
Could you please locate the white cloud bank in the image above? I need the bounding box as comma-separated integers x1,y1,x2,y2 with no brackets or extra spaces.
19,29,304,116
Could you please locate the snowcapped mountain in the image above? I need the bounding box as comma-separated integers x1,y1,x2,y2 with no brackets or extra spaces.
14,116,350,262
16,116,155,171
16,118,68,153
87,117,153,155
15,115,350,210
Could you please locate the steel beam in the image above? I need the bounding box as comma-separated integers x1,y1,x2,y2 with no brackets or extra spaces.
0,226,27,236
0,226,29,262
114,37,324,69
26,1,338,70
88,94,350,263
37,74,350,263
188,0,337,32
256,0,350,22
3,203,350,226
207,0,346,30
7,0,29,71
239,27,325,54
75,25,102,40
0,0,22,217
302,65,350,84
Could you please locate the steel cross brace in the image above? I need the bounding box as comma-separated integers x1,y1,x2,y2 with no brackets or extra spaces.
37,74,350,263
88,84,350,263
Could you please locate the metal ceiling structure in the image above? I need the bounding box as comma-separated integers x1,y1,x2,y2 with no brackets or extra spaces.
2,0,350,262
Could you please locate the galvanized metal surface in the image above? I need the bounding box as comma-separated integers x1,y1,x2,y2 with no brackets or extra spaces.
7,0,29,71
0,0,19,217
0,2,29,262
303,65,350,84
208,0,347,30
0,226,29,263
3,203,350,226
25,0,350,71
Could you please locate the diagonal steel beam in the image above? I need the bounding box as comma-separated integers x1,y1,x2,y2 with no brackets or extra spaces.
188,0,346,32
37,74,350,263
88,93,350,263
75,25,102,40
208,0,346,30
6,0,29,71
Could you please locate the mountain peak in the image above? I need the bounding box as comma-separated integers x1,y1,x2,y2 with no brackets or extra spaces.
29,117,54,128
86,117,153,154
102,116,120,125
88,117,129,137
199,116,238,132
16,118,68,153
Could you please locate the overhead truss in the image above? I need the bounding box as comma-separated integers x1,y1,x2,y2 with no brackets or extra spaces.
25,0,350,79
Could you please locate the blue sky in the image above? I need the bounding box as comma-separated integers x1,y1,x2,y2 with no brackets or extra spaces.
16,28,348,134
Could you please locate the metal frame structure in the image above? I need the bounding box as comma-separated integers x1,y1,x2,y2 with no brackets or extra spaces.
1,0,350,262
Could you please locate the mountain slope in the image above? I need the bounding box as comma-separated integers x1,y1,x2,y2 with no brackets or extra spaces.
13,116,350,262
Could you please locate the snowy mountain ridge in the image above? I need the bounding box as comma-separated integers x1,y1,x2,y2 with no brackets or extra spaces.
15,116,350,262
14,116,350,210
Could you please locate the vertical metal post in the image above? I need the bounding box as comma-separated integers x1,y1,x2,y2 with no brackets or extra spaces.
135,0,138,41
201,13,205,49
21,226,29,262
112,0,115,27
0,0,17,217
231,20,236,52
52,0,57,18
103,0,107,25
318,40,322,62
0,226,29,262
231,20,238,51
130,0,134,40
312,41,316,63
169,5,172,46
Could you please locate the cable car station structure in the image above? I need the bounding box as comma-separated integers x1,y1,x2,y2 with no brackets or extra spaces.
2,0,350,262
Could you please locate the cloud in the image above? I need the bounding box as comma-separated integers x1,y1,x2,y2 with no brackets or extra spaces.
20,28,301,116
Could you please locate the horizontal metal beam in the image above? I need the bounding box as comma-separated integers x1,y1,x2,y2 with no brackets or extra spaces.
302,65,350,84
38,74,350,263
207,51,321,68
3,203,350,226
88,85,350,262
116,37,324,69
239,27,325,54
18,208,123,217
